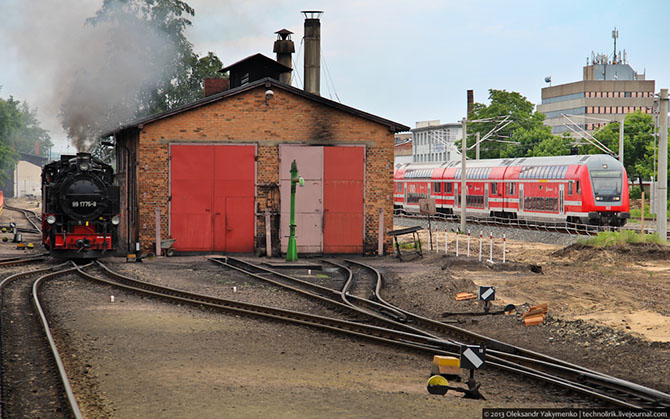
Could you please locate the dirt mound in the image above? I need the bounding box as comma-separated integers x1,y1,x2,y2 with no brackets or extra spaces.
552,242,670,263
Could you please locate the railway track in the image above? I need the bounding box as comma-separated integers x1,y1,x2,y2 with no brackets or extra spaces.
211,257,670,410
3,205,42,234
0,262,83,418
394,210,669,238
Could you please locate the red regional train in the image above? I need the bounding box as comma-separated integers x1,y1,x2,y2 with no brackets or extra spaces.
394,154,630,227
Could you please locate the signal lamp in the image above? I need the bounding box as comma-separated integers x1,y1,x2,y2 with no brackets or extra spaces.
79,161,90,172
111,215,120,225
47,215,56,224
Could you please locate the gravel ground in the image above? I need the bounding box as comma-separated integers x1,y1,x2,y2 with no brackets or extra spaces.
393,215,582,247
3,201,670,417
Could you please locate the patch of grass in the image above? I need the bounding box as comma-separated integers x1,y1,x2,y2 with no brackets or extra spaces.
629,208,654,220
578,230,666,247
398,241,418,249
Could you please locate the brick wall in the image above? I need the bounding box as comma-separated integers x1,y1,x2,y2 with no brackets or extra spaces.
134,85,396,254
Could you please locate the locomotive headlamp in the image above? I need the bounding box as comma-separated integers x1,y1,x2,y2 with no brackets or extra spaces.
47,215,56,224
79,161,90,172
111,215,120,225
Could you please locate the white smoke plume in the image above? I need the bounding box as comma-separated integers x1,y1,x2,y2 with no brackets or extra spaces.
1,0,177,151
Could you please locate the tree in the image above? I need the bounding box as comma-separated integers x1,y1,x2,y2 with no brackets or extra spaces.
580,111,655,186
7,102,53,156
466,89,555,159
0,95,22,184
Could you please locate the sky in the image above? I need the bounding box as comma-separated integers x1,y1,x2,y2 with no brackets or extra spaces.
1,0,669,154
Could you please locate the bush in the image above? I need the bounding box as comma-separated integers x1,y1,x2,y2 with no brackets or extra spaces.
578,230,666,247
629,186,642,200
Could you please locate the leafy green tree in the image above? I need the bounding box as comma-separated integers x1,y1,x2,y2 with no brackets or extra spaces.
7,102,53,156
0,95,22,185
466,89,554,159
580,111,655,186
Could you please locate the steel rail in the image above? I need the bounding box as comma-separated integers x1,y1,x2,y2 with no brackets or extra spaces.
0,254,49,268
82,262,455,350
0,262,83,419
86,261,668,409
4,205,42,234
211,257,425,332
344,258,670,410
230,256,668,409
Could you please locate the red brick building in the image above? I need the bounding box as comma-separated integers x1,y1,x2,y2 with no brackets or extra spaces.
103,56,408,256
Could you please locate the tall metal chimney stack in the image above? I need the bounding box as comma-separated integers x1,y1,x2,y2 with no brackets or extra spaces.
273,29,295,84
302,10,322,96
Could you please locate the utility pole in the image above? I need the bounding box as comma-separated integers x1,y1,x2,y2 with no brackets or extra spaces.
475,132,480,160
657,89,668,239
460,117,467,233
619,116,626,164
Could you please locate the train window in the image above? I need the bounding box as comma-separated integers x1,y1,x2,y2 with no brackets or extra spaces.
568,181,573,195
434,182,441,193
507,182,515,195
491,182,497,195
576,181,580,194
446,183,453,193
560,166,568,178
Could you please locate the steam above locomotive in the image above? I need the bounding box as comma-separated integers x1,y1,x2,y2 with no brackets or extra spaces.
42,152,121,258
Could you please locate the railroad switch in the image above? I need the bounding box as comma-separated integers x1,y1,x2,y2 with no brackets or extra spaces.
427,347,486,400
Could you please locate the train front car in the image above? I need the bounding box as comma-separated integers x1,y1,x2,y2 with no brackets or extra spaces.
578,155,630,226
42,153,121,259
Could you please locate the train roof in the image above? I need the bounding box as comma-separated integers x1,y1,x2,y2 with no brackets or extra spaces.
395,154,622,171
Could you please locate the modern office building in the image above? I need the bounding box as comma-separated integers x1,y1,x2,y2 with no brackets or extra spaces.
411,120,462,162
538,34,655,134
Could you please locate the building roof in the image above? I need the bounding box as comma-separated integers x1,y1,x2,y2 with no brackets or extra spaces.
101,77,410,137
18,152,48,167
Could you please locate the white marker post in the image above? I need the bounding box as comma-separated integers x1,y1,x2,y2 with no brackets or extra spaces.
503,234,506,263
489,232,493,262
479,231,483,262
467,229,471,257
456,232,460,257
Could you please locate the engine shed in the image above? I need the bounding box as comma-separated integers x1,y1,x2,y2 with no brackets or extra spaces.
103,53,408,256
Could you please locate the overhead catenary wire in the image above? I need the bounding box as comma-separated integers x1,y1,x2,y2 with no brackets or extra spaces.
291,37,304,89
321,48,341,103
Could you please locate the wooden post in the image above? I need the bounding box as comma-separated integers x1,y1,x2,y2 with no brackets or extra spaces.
428,214,433,251
265,208,272,257
641,191,645,235
155,207,161,257
378,208,384,256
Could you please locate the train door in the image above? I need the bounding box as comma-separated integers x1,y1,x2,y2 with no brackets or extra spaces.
559,184,565,215
484,183,489,210
518,184,524,214
454,183,459,210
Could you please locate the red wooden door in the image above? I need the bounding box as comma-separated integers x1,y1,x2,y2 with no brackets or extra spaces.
171,144,255,252
170,145,214,251
323,146,364,253
213,145,255,252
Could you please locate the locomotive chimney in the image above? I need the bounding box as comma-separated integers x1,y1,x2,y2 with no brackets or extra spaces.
302,10,322,96
467,90,474,117
273,29,295,85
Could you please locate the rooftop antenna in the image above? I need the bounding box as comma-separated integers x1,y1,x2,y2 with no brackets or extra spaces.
612,27,619,64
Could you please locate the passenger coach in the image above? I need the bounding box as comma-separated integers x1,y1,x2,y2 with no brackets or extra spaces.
394,154,629,226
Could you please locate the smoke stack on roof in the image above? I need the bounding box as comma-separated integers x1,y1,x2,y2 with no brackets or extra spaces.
273,29,295,85
204,77,230,97
467,90,474,117
302,11,322,96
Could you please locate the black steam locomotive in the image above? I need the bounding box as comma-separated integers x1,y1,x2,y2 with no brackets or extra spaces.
42,153,120,258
